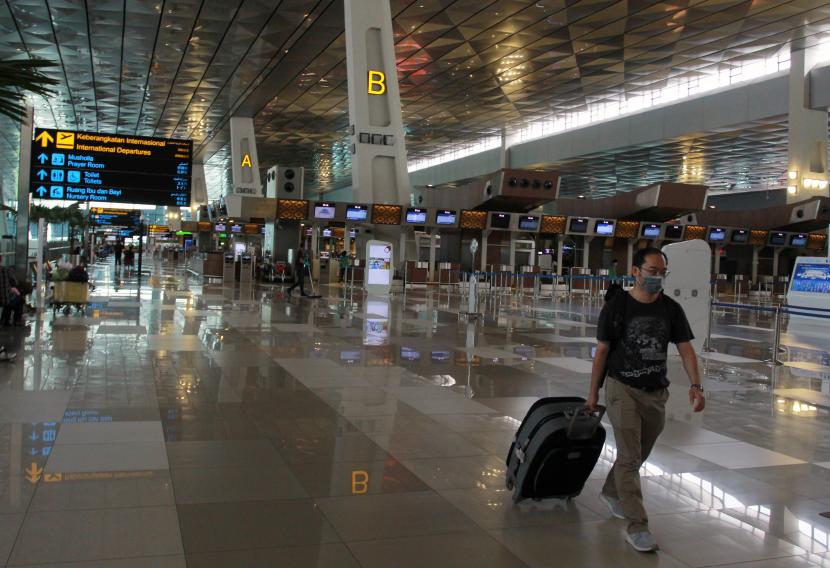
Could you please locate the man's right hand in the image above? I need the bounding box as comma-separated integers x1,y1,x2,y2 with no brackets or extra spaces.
586,390,600,413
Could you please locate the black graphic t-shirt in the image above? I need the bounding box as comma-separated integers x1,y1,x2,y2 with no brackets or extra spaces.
597,293,694,390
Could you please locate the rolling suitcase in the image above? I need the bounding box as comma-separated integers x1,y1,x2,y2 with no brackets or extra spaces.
505,396,605,502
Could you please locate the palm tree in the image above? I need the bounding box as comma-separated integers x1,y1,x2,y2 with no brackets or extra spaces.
0,58,59,122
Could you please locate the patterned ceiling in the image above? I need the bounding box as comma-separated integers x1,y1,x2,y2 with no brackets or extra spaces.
3,0,830,204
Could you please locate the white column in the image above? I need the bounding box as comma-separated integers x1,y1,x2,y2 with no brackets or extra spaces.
713,244,721,274
190,163,208,208
773,248,781,276
556,236,564,276
229,117,261,196
508,232,517,268
480,230,489,272
583,237,592,268
787,46,828,203
15,106,34,277
344,0,410,205
428,230,437,282
752,247,760,281
626,239,635,274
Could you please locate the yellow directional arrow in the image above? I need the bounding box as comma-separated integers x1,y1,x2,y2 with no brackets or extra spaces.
44,473,62,483
25,463,43,484
35,131,54,147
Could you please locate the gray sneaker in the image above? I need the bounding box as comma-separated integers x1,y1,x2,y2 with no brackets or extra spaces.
625,529,659,552
599,492,625,520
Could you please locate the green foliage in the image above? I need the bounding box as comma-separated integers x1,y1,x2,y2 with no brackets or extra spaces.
0,58,60,122
29,203,88,228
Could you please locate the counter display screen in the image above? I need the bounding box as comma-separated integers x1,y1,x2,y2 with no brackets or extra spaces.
436,210,457,225
346,205,368,221
322,228,332,237
790,234,808,247
405,208,427,224
769,232,786,246
641,224,661,238
664,224,684,239
431,350,451,361
568,218,588,234
490,213,511,229
29,127,192,206
791,263,830,293
314,202,336,219
230,224,242,233
731,229,749,243
214,223,226,232
400,347,421,361
707,227,726,242
518,215,540,231
594,220,615,236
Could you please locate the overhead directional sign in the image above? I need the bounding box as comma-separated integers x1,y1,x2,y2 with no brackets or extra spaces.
29,128,192,206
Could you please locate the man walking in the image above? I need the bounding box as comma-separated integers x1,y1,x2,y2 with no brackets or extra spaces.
587,247,705,552
287,248,308,297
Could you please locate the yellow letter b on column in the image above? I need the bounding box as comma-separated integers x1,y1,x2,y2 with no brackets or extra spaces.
352,470,369,494
367,70,386,95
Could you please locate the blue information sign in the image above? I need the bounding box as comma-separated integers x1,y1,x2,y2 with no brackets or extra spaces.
30,128,192,206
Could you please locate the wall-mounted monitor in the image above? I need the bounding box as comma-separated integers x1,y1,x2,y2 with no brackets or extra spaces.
790,233,808,247
349,229,358,238
230,224,242,233
490,212,511,229
322,228,332,237
664,224,684,240
518,215,539,231
400,347,421,361
435,210,457,225
405,207,427,224
769,232,787,246
594,219,615,236
568,218,588,234
346,204,368,221
314,202,336,220
641,223,661,239
214,223,226,232
707,227,726,242
730,229,749,244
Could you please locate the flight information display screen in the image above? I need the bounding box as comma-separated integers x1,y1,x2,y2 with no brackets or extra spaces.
490,213,510,229
707,227,726,242
664,224,684,239
790,234,808,247
518,215,539,231
594,220,615,236
346,204,368,221
791,263,830,293
641,224,661,238
436,210,457,225
314,202,336,219
405,208,427,224
90,208,141,227
568,218,588,234
769,232,786,246
731,229,749,243
29,128,192,206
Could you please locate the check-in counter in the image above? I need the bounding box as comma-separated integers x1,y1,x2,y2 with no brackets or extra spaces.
405,261,429,285
239,255,254,283
186,252,223,278
518,265,540,289
222,253,235,282
714,273,728,299
438,262,460,285
570,267,592,293
774,275,789,297
734,274,746,301
489,264,514,289
346,260,365,285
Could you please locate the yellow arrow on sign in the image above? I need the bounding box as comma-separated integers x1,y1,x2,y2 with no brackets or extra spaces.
44,473,62,483
35,131,54,148
25,463,43,484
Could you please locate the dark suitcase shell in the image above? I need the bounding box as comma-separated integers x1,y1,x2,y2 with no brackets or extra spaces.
505,396,605,502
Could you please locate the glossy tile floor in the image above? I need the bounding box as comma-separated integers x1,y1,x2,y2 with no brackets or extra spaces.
0,260,829,567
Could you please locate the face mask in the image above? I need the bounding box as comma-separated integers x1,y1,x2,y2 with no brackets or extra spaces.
641,275,664,294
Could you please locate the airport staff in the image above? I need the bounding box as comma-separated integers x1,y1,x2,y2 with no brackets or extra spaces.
587,247,705,553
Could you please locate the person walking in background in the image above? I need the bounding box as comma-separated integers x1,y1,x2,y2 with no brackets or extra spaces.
338,250,349,283
0,266,22,361
287,248,308,297
113,240,124,268
587,247,705,553
124,245,135,273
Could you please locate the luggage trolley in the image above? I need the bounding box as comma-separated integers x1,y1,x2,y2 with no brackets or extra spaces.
50,281,91,316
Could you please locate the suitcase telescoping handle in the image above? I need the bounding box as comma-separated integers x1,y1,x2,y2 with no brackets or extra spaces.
566,405,605,441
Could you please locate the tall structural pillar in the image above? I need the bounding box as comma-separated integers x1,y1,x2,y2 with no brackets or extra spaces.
229,117,261,196
14,106,33,277
787,46,829,203
345,0,410,205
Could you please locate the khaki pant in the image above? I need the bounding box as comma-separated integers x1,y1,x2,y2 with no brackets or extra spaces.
602,377,668,532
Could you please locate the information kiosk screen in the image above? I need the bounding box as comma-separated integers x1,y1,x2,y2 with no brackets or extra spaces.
405,208,427,224
791,263,830,293
790,234,808,247
436,210,457,225
568,218,588,234
664,224,684,239
641,224,661,238
594,220,615,236
518,215,540,231
346,205,368,221
314,203,335,219
490,213,511,229
731,229,749,243
707,227,726,242
769,232,786,246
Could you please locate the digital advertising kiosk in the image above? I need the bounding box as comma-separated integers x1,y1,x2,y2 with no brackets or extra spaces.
365,240,393,296
786,257,830,319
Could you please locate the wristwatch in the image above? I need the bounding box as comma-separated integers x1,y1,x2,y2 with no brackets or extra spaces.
690,384,704,393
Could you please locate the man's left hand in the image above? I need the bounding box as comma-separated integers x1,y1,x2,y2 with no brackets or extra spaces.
689,388,705,412
10,287,20,296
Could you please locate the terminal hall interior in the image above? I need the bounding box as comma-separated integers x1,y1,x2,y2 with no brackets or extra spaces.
1,0,830,566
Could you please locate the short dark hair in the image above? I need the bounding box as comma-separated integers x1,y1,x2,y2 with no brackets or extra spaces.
632,247,667,268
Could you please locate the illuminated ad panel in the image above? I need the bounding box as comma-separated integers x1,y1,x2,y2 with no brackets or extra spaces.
30,128,192,206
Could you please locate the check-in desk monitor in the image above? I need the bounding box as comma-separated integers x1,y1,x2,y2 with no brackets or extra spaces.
322,228,332,237
663,224,684,240
405,208,427,224
214,223,226,233
594,219,615,236
346,204,368,222
790,233,808,247
707,227,726,242
769,232,786,246
230,224,242,234
518,215,540,231
568,218,589,234
490,213,511,229
641,223,661,239
731,229,749,244
314,202,336,220
436,210,457,226
400,347,421,361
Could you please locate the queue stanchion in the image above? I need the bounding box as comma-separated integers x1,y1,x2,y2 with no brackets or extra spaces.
703,296,716,353
767,304,784,366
